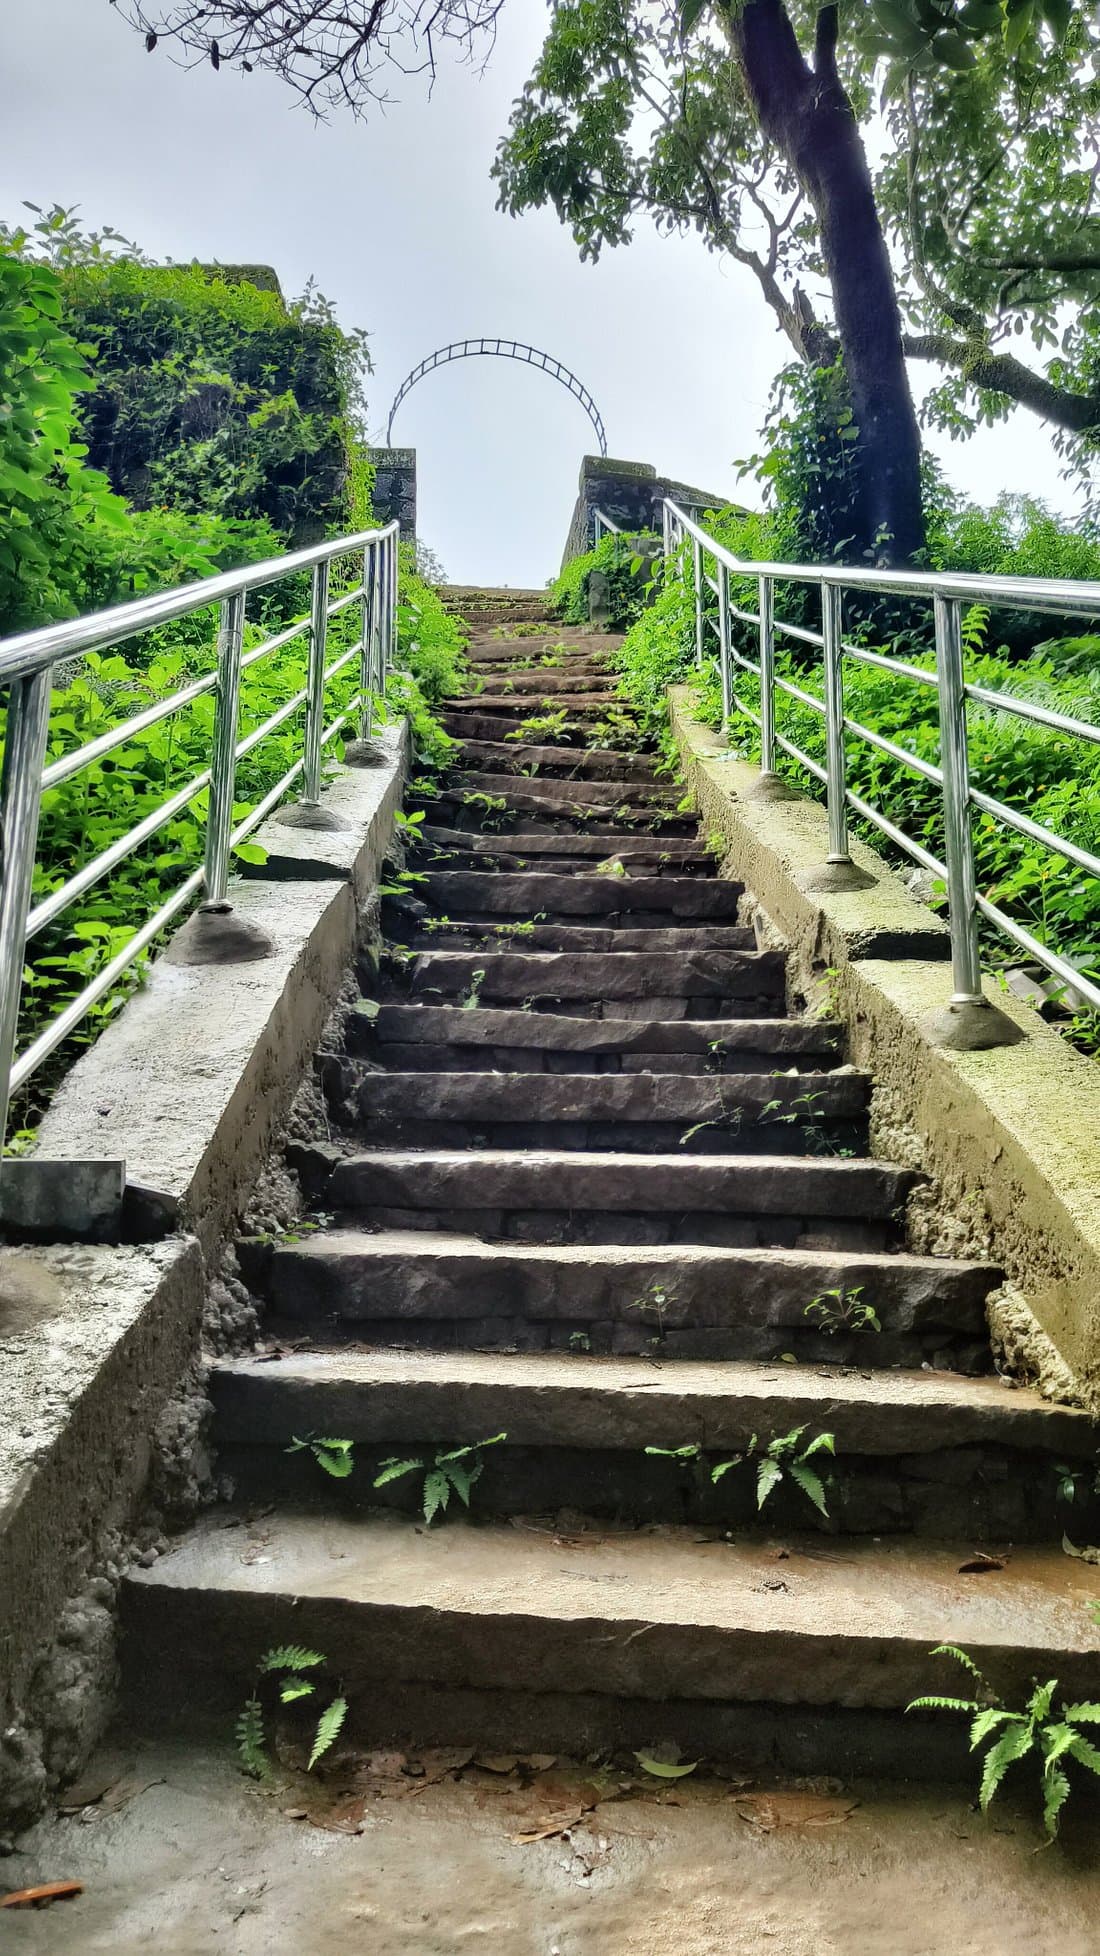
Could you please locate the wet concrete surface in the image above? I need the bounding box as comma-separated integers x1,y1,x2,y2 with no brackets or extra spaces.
4,1737,1100,1955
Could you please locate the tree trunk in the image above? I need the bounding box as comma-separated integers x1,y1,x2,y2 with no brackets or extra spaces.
718,0,926,563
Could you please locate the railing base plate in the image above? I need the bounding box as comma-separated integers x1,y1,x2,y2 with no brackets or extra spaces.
922,999,1026,1052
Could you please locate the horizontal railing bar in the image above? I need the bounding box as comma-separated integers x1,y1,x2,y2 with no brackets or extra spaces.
843,716,944,785
775,732,828,784
731,648,761,677
26,767,212,941
730,605,761,629
0,523,398,685
731,693,762,728
241,616,311,671
845,787,946,880
227,759,304,850
974,893,1100,1014
969,785,1100,880
775,620,824,650
775,675,826,714
9,869,205,1093
842,642,939,687
665,500,1100,618
705,573,720,598
965,681,1100,746
40,668,219,791
327,586,365,620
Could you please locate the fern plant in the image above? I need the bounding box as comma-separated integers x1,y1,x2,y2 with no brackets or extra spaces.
373,1432,507,1524
907,1645,1100,1840
236,1645,347,1781
645,1427,835,1516
286,1435,355,1479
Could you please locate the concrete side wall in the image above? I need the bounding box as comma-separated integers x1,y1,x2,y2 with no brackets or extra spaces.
0,738,406,1838
561,456,738,568
670,689,1100,1405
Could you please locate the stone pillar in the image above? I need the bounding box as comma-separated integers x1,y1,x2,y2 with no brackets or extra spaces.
368,447,417,541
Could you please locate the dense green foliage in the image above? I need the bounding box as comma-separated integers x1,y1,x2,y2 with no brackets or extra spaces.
551,532,656,629
615,492,1100,1043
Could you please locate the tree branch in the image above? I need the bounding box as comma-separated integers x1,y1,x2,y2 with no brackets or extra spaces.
903,332,1100,433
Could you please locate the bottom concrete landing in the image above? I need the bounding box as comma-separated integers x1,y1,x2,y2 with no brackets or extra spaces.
8,1736,1100,1954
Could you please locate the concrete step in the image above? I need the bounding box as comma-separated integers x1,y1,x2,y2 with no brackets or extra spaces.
471,671,614,696
290,1145,914,1250
440,770,681,809
413,871,739,921
348,1005,844,1073
395,923,758,955
404,948,785,1015
244,1230,995,1371
440,711,612,745
411,789,695,835
443,694,635,719
417,832,716,872
343,1068,868,1156
203,1349,1092,1538
123,1508,1100,1752
454,740,657,781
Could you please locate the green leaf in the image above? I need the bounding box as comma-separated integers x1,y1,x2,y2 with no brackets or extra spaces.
787,1461,830,1517
1042,1765,1071,1839
1061,1702,1100,1725
422,1469,452,1524
678,0,708,34
235,1696,270,1779
969,1707,1016,1748
308,1695,348,1771
978,1722,1035,1810
635,1751,700,1778
373,1457,423,1487
279,1679,316,1704
259,1645,325,1676
755,1458,784,1509
313,1438,355,1479
233,841,268,866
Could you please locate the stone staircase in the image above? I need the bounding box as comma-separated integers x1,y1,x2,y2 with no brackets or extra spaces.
123,590,1100,1780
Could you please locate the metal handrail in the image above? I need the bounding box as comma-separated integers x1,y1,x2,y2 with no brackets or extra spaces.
0,520,400,1152
637,500,1100,1029
593,509,622,542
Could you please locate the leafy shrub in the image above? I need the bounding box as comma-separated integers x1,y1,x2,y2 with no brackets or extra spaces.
552,532,657,630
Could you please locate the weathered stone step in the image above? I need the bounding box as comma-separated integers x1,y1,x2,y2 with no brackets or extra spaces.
405,948,784,1012
349,1005,844,1073
418,828,714,870
437,770,680,810
440,711,600,745
414,872,740,919
441,588,555,624
205,1349,1093,1538
467,660,614,682
246,1230,994,1371
472,671,614,697
396,922,757,955
466,633,621,658
292,1146,913,1251
443,694,633,718
412,789,694,835
454,740,657,781
346,1069,867,1157
121,1514,1100,1770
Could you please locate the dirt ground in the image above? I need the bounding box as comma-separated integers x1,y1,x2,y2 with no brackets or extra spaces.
4,1737,1100,1956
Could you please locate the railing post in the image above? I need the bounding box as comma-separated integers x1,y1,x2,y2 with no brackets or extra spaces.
203,591,247,905
822,581,850,865
717,563,732,732
302,559,330,807
0,671,52,1158
386,532,399,681
692,536,704,669
662,502,672,560
758,574,777,775
360,542,376,741
934,595,985,1006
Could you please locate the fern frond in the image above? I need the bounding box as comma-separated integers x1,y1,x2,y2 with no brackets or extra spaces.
422,1469,451,1524
279,1680,316,1704
308,1696,348,1771
978,1722,1034,1811
446,1464,474,1506
259,1645,325,1676
1061,1700,1100,1724
787,1461,829,1517
969,1707,1015,1748
313,1438,355,1479
373,1456,423,1487
799,1432,836,1461
906,1695,980,1715
1042,1766,1071,1840
1029,1679,1059,1723
1067,1733,1100,1778
929,1644,989,1687
236,1696,270,1779
755,1458,783,1509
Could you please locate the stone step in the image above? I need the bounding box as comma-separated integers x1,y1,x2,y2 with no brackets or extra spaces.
349,1005,844,1073
405,948,785,1013
290,1145,914,1249
244,1230,995,1372
441,588,556,624
440,711,608,745
418,829,715,871
412,789,694,835
120,1513,1100,1775
205,1349,1094,1540
471,671,615,696
343,1069,867,1157
414,872,740,919
443,694,634,718
454,740,657,781
394,923,758,955
437,770,681,810
467,660,614,681
465,634,622,659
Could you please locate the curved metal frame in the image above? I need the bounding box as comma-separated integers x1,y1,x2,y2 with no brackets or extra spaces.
386,339,607,454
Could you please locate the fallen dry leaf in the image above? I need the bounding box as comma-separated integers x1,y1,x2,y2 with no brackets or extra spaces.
734,1791,859,1831
476,1754,520,1774
511,1807,589,1845
308,1796,369,1836
957,1552,1006,1574
1,1882,85,1909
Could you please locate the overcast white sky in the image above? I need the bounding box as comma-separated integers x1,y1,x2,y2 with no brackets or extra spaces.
0,2,1083,585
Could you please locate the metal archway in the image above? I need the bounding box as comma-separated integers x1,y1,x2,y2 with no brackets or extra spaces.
386,339,607,454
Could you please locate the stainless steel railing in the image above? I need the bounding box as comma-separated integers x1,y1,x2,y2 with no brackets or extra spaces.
0,520,400,1152
625,499,1100,1035
593,509,622,542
